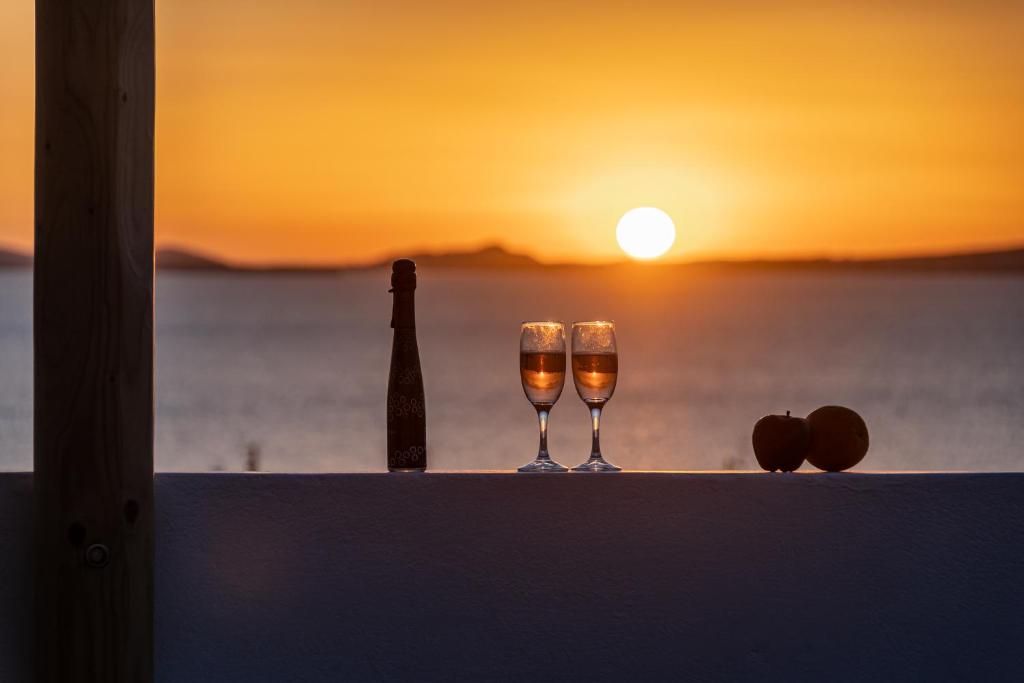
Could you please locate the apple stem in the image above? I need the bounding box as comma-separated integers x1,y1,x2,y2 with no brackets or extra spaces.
786,410,790,417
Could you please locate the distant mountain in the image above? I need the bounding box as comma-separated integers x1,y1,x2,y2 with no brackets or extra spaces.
0,246,234,270
378,245,542,270
155,247,231,271
155,244,545,272
863,248,1024,272
2,243,1023,273
698,247,1024,273
0,247,31,268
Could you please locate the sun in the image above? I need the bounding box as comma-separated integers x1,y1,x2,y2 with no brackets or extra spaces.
615,207,676,260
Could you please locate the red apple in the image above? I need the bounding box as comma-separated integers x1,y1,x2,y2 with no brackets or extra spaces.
752,411,810,472
806,405,869,472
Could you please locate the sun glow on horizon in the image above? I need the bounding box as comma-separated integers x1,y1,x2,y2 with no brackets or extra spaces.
1,1,1023,262
616,208,676,260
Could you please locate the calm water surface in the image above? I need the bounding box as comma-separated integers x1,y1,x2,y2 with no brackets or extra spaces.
1,268,1022,471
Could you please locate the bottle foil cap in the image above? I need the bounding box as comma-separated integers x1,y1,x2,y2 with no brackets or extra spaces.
390,259,417,291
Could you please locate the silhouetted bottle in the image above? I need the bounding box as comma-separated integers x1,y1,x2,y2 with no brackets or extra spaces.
387,259,426,471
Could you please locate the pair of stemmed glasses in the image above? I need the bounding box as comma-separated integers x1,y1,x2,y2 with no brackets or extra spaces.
518,321,619,472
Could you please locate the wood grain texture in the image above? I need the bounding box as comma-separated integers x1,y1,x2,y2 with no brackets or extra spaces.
34,0,154,680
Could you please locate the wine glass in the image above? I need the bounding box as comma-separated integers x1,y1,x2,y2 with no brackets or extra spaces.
518,322,568,473
570,321,620,472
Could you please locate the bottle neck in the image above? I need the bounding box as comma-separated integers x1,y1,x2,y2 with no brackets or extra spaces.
391,289,416,329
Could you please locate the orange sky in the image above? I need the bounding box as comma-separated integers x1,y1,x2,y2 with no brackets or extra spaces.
1,0,1023,265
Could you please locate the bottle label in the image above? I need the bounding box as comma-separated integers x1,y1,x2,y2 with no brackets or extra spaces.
389,445,426,469
387,391,424,419
387,330,426,470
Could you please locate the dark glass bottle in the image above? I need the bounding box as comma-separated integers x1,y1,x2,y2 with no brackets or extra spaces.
387,259,426,471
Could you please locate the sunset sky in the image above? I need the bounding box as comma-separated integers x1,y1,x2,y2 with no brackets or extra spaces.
1,0,1022,265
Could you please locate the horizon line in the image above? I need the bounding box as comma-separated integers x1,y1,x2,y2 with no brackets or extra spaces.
101,237,1024,269
3,239,1024,270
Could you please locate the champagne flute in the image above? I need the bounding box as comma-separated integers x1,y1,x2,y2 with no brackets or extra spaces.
518,322,568,472
571,321,621,472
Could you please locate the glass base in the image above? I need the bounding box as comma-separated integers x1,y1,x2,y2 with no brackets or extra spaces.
518,457,568,473
571,456,621,472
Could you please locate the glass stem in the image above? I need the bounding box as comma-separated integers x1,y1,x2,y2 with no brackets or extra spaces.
590,406,603,459
536,407,551,461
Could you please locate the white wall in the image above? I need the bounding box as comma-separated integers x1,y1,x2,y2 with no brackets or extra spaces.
2,472,1023,681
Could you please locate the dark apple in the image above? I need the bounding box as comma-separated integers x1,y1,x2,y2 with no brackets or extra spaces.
752,411,810,472
805,405,869,472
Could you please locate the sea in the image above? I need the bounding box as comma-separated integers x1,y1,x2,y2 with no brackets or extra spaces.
1,267,1022,472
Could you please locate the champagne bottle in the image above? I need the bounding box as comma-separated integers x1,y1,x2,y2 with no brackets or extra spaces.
387,259,426,471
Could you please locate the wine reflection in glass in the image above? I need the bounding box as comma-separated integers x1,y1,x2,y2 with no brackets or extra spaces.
571,321,621,472
518,322,569,472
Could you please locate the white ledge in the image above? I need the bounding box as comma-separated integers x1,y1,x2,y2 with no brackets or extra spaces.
1,472,1022,681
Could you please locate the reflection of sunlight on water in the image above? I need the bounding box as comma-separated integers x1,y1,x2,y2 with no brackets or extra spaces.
1,269,1023,472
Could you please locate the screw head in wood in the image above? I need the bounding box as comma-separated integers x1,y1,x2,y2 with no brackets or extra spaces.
85,543,110,568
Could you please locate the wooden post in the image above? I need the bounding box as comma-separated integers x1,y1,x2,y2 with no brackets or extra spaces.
34,0,154,680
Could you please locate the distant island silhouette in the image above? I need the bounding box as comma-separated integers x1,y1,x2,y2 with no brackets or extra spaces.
1,243,1023,274
0,248,32,268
